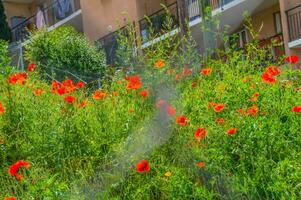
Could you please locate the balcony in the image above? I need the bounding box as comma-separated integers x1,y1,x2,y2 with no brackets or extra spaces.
10,0,82,43
138,0,237,45
286,5,301,48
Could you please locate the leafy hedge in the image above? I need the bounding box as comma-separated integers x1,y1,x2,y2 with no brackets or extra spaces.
25,26,106,74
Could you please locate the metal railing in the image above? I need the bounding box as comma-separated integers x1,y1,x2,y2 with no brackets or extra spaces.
286,5,301,42
139,2,179,44
10,0,81,43
259,33,285,59
96,26,130,66
139,0,236,43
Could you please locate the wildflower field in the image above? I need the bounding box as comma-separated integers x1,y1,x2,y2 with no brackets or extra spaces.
0,24,301,199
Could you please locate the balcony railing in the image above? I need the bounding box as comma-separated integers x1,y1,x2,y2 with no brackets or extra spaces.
10,0,81,43
139,0,236,43
286,5,301,42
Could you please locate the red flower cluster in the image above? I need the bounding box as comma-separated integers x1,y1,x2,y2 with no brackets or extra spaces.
27,63,37,72
64,95,76,104
0,102,5,114
156,99,177,117
201,68,212,76
8,160,30,181
8,73,27,85
195,128,207,140
176,115,188,126
34,88,45,96
76,81,86,89
196,161,205,168
216,118,225,124
5,197,16,200
292,106,301,113
93,90,107,100
208,102,225,113
140,90,149,98
125,75,142,90
285,55,299,64
183,67,193,77
136,160,150,173
227,128,237,135
261,66,281,84
51,79,83,95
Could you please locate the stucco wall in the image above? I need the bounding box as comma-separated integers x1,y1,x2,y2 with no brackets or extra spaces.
3,2,33,27
80,0,140,42
251,4,280,40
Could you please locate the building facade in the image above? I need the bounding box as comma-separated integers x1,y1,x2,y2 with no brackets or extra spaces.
2,0,301,65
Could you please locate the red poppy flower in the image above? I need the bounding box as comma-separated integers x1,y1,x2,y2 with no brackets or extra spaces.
93,90,107,100
183,67,193,76
285,55,299,64
34,88,45,96
27,63,37,72
64,96,76,104
166,105,176,116
291,106,301,113
261,72,276,84
0,102,5,114
247,105,259,117
16,174,23,181
196,162,205,168
176,115,188,126
201,68,212,76
227,128,237,135
76,81,85,89
175,73,182,80
253,92,260,97
154,59,165,68
113,92,119,97
195,128,207,140
136,160,150,173
5,197,17,200
237,108,248,116
125,75,142,90
216,118,225,124
140,90,149,98
265,66,280,76
156,99,167,108
8,160,30,181
191,81,198,88
214,103,225,112
208,102,216,109
77,99,88,109
62,79,75,93
8,73,27,85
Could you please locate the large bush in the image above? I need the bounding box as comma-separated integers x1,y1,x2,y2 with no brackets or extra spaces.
25,26,107,75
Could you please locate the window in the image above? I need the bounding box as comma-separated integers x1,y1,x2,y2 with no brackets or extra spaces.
229,29,249,49
273,12,282,34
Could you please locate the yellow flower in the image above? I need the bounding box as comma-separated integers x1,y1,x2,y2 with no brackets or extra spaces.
164,171,172,177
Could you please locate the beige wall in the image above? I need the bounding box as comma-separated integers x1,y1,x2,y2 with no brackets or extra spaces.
251,4,280,40
80,0,177,41
3,0,52,28
80,0,139,42
3,2,33,27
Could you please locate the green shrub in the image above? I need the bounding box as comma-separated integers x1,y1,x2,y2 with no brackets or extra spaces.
25,26,107,75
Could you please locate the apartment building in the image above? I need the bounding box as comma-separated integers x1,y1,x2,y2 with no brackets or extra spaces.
2,0,301,66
